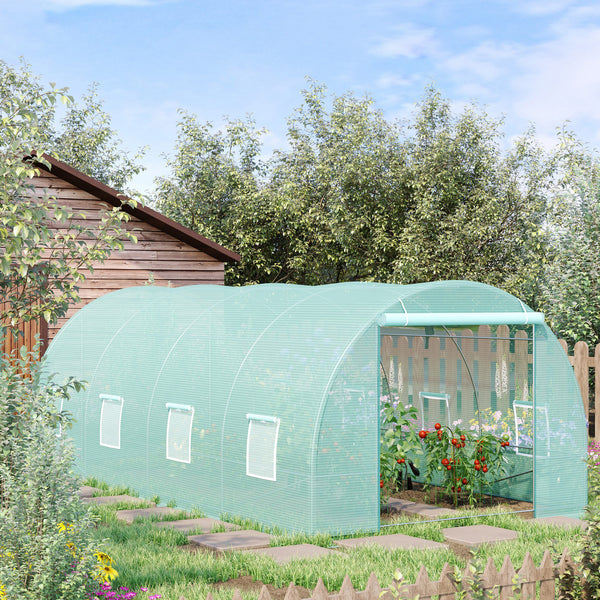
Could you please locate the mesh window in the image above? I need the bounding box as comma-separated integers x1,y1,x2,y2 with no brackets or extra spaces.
166,404,194,463
99,394,123,449
246,414,280,481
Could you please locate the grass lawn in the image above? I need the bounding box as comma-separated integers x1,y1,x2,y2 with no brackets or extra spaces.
86,480,586,600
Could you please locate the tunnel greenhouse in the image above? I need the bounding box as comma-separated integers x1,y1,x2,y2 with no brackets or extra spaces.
43,281,588,534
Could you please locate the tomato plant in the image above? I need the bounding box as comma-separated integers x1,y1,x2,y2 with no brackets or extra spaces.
419,423,508,508
379,397,421,503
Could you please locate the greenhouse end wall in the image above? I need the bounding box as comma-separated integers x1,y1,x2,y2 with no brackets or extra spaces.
42,281,588,533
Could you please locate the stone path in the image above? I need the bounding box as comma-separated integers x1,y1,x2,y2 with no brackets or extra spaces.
244,544,336,564
116,507,184,524
78,486,100,499
155,518,239,534
80,486,585,563
336,532,448,551
188,530,273,552
442,524,518,549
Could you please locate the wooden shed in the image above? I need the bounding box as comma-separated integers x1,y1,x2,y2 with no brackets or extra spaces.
2,155,240,356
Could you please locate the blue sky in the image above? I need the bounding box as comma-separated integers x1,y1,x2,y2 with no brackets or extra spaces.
1,0,600,193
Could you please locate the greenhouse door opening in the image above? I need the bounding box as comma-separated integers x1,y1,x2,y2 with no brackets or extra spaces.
380,324,535,505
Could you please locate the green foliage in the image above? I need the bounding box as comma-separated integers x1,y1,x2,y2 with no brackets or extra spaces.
379,395,420,502
418,426,508,508
54,83,146,193
540,130,600,347
154,81,550,294
0,348,100,599
0,59,137,328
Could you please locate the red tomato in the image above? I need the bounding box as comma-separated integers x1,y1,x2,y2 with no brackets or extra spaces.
480,456,485,461
397,458,405,464
462,478,467,484
457,487,462,492
460,435,466,441
419,430,427,439
446,465,452,470
434,423,441,430
441,458,450,466
482,465,488,473
475,464,481,471
380,480,384,488
451,438,458,446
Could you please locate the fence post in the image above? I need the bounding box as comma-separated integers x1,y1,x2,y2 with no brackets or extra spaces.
574,341,590,422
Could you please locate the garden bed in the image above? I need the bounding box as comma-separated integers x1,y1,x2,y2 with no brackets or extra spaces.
382,482,534,516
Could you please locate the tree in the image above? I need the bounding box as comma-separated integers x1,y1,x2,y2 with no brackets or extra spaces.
0,59,136,329
539,131,600,346
1,60,127,598
153,111,270,284
54,82,146,193
155,81,551,296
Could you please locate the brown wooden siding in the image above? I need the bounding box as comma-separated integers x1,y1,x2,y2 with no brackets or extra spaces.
15,171,226,348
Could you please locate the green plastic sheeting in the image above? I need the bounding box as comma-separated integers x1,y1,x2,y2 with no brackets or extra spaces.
43,281,587,534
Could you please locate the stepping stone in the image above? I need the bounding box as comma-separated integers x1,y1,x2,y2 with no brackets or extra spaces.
385,498,457,518
442,524,518,549
78,486,100,499
116,507,184,524
534,516,587,529
82,494,155,507
336,533,447,551
244,543,335,564
155,518,239,534
188,529,272,552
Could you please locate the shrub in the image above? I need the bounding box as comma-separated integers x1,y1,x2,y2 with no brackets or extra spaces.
0,345,100,599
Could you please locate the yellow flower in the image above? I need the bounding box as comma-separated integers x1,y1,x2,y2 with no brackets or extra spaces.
93,551,114,565
57,522,73,533
0,582,6,600
95,564,119,582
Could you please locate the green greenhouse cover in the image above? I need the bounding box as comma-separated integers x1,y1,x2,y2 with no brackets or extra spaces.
43,281,588,534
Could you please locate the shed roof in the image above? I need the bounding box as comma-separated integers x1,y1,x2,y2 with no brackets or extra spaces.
32,154,241,263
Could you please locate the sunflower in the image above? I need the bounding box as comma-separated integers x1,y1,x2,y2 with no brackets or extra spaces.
95,564,119,582
93,551,114,565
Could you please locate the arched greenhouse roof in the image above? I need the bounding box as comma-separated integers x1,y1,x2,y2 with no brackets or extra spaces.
44,281,586,533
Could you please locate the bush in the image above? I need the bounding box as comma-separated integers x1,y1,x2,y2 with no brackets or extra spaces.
0,345,101,599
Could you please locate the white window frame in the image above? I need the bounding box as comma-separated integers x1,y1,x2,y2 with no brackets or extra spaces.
418,391,451,430
514,401,549,457
246,413,280,481
99,394,124,449
166,403,194,464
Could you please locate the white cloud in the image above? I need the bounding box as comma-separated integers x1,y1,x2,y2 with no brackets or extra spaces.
512,26,600,127
442,41,520,82
371,24,438,58
500,0,578,16
376,73,416,88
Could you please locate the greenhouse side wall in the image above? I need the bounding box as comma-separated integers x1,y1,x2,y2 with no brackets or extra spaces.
534,324,587,518
312,325,380,534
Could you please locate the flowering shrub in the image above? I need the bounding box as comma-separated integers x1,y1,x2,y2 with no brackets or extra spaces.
0,347,103,598
589,441,600,501
91,581,161,600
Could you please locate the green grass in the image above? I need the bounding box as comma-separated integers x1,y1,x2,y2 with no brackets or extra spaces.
87,489,585,600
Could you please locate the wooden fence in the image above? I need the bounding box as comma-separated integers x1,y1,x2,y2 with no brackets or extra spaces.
559,339,600,441
0,301,48,360
200,549,575,600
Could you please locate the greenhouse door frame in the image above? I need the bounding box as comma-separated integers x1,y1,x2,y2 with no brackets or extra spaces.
377,310,544,519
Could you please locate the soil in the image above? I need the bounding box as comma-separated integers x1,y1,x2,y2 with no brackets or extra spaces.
383,481,534,517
